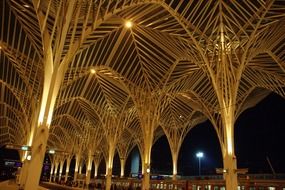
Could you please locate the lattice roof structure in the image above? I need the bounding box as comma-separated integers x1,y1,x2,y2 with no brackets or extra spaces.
1,0,285,174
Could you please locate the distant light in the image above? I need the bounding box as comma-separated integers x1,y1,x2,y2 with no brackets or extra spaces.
196,152,204,158
125,21,133,28
146,168,150,173
27,155,32,161
179,115,182,119
21,146,29,151
90,68,96,74
48,149,55,154
23,4,30,8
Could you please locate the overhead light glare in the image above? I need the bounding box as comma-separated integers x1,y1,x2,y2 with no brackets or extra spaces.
23,4,30,8
125,21,133,28
90,68,96,74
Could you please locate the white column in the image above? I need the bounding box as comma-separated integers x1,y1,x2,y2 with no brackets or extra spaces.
74,154,81,181
172,152,178,180
142,137,152,190
65,157,71,182
120,157,125,178
94,160,99,178
24,124,49,190
49,162,54,182
59,160,64,180
53,161,59,182
105,145,115,190
86,152,93,185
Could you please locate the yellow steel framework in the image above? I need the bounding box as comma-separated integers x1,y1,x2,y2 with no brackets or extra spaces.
0,0,285,190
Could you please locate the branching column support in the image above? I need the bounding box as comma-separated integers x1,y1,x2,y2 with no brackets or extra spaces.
137,93,158,190
65,156,72,182
24,0,78,188
79,161,83,174
74,153,81,181
221,106,238,190
105,143,115,190
19,105,39,188
93,158,100,178
53,161,59,182
120,157,125,178
49,161,54,182
215,13,238,190
171,150,178,180
142,131,153,190
86,151,93,186
59,159,64,180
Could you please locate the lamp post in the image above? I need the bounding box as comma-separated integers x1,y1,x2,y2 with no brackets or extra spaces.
196,152,204,176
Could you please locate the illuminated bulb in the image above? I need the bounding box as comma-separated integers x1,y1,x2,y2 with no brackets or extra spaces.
90,68,96,74
125,21,133,28
146,168,150,173
27,155,32,161
23,4,30,8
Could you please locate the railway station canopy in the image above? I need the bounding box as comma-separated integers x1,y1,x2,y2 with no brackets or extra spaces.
0,0,285,190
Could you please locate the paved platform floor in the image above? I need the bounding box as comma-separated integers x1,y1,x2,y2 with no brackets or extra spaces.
0,180,48,190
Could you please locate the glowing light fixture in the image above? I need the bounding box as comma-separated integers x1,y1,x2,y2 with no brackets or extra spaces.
27,155,32,161
23,4,30,8
21,146,29,151
125,21,133,28
196,152,204,158
90,68,96,74
196,151,204,176
48,149,55,154
146,168,150,173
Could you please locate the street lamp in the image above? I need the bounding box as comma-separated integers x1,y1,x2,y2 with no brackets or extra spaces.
196,152,204,176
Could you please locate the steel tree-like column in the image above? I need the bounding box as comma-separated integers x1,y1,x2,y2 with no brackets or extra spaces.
105,144,116,190
171,151,178,180
221,106,238,190
53,161,59,182
49,161,55,182
120,157,125,178
59,159,64,180
65,156,72,182
74,153,81,181
86,151,93,186
93,157,100,178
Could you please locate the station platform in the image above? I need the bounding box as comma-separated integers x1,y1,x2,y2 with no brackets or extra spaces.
0,180,48,190
0,180,84,190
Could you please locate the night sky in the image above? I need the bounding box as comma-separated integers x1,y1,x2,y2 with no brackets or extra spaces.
1,93,285,177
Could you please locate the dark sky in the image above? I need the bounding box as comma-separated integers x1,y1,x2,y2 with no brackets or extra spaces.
1,93,285,177
151,92,285,176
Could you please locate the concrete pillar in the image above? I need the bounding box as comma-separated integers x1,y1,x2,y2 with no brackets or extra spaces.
59,160,64,180
49,162,54,182
120,157,125,178
65,157,71,182
19,159,30,188
105,145,115,190
53,161,59,182
142,162,151,190
86,152,93,185
24,124,49,190
74,154,81,181
223,154,238,190
172,152,178,180
105,167,112,190
142,136,152,190
221,106,238,190
94,161,99,178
